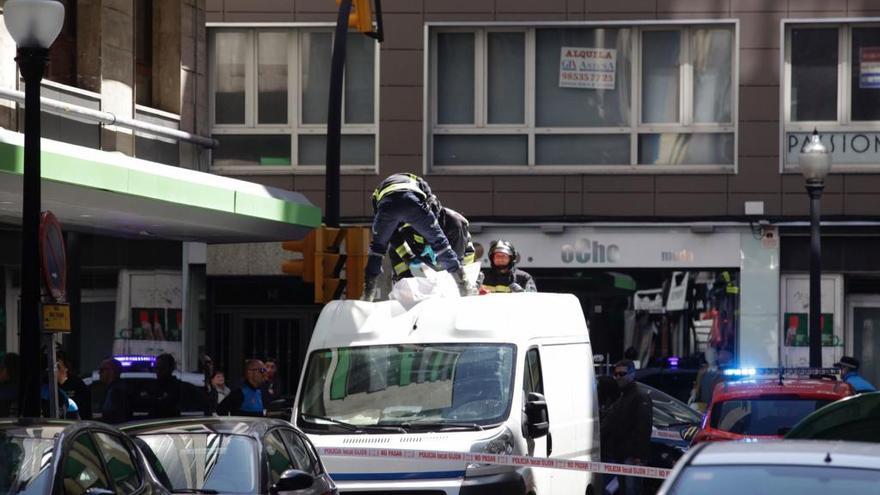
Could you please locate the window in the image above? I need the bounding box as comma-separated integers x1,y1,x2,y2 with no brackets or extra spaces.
62,434,111,495
523,348,544,395
428,23,736,172
94,433,141,494
209,28,378,172
47,0,77,87
784,22,880,171
278,429,319,475
263,431,294,484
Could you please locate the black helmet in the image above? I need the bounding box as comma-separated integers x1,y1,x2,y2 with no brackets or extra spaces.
489,239,517,270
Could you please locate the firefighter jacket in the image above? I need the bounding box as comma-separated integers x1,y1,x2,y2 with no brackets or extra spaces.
388,207,475,279
479,267,537,293
371,173,433,210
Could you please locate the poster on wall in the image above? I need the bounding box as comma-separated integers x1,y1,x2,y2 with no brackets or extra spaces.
780,274,844,368
559,47,616,90
859,47,880,89
113,270,183,364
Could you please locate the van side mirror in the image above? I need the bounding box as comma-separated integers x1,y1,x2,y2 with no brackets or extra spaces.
270,469,314,494
524,392,549,439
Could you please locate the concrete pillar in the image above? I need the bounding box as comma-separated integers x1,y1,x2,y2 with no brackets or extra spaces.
180,0,209,171
154,0,181,114
77,0,102,92
101,0,135,155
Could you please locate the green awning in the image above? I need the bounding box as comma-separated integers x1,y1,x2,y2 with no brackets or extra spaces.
0,129,321,243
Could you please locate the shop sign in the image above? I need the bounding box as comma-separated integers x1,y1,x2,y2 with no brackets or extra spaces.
472,229,743,269
859,47,880,89
559,47,616,90
786,132,880,165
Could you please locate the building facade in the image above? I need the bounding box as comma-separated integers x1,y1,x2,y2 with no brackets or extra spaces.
204,0,880,387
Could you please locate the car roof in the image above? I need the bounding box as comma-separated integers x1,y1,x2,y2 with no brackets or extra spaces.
690,440,880,470
714,379,852,401
311,293,589,351
119,416,297,437
0,419,124,439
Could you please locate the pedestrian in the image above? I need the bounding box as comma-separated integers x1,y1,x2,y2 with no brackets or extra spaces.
217,359,267,417
263,357,282,402
596,374,620,494
56,352,92,419
362,173,474,301
98,358,131,424
603,360,653,495
388,202,477,282
691,349,730,413
836,356,877,393
211,370,232,405
147,353,181,419
0,352,20,417
478,240,536,293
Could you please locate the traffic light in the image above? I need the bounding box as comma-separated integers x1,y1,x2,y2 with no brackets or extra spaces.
337,0,373,34
281,230,317,282
345,226,370,300
282,226,371,303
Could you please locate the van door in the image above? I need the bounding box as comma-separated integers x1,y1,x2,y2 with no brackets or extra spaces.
523,347,551,493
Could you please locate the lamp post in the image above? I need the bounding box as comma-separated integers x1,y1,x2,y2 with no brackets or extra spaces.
4,0,65,417
799,130,832,369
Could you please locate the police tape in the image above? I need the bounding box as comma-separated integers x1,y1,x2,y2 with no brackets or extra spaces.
316,446,672,480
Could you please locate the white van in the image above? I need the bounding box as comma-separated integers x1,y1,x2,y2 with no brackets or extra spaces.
293,293,600,495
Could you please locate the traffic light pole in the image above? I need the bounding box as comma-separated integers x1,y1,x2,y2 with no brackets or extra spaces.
325,0,352,228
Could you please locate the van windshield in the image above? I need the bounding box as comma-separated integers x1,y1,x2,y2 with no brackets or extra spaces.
299,343,516,429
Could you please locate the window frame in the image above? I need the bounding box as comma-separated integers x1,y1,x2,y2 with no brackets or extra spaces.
781,18,880,174
92,431,144,495
207,22,380,175
425,20,739,175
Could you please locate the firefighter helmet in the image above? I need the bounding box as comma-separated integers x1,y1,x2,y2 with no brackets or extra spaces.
488,239,517,270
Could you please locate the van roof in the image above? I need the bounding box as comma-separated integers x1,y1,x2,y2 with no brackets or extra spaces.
308,293,589,351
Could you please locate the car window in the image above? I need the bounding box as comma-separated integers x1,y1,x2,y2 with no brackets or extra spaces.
62,433,111,495
524,348,544,395
638,383,702,427
710,398,834,436
669,465,880,495
278,429,318,475
264,431,294,484
94,433,141,494
0,434,56,495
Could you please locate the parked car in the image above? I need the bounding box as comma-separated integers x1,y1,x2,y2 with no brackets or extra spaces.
639,382,704,493
691,376,854,444
121,417,336,495
84,371,209,419
657,440,880,495
0,418,171,495
786,391,880,442
636,367,700,404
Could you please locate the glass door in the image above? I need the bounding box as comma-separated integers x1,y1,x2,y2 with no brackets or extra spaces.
847,295,880,388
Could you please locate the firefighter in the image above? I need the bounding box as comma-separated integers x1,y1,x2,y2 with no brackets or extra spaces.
479,239,537,293
363,173,472,301
388,201,476,281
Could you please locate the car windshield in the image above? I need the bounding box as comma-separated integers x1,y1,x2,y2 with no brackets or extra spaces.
638,383,702,427
668,465,880,494
0,433,55,495
299,343,516,428
136,433,257,494
710,397,834,436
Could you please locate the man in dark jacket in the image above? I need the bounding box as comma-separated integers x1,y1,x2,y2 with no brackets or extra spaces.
218,359,266,417
363,173,473,301
604,359,652,495
479,240,536,293
99,358,131,424
388,204,476,281
147,353,181,419
56,353,91,419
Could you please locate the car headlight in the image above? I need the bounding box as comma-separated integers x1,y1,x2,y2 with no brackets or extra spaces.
466,427,516,477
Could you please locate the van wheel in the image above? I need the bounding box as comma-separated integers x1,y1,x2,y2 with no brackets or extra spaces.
586,484,593,495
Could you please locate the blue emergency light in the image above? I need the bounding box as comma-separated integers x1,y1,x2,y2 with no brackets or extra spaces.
114,355,156,368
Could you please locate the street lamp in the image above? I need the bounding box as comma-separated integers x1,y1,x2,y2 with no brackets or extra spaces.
4,0,65,417
799,129,832,369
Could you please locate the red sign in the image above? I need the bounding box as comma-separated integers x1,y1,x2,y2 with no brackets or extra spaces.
39,211,67,302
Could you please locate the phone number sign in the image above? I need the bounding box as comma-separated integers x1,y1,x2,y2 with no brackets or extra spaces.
559,47,616,90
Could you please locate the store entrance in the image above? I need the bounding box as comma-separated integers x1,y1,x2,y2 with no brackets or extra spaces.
847,295,880,389
531,268,740,370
